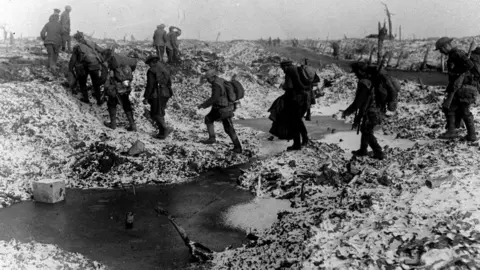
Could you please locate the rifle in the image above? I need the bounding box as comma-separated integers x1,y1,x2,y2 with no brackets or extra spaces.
354,52,389,134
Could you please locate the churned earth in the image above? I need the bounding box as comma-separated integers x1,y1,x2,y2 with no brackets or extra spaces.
1,38,480,269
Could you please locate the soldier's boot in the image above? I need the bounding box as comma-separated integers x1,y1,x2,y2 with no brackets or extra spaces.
104,107,117,129
80,88,90,104
287,133,302,151
439,114,460,139
463,115,477,142
125,112,137,132
351,134,368,156
231,136,243,154
455,114,465,129
300,122,309,146
367,135,384,160
305,108,312,121
200,123,216,144
93,86,104,106
155,116,173,140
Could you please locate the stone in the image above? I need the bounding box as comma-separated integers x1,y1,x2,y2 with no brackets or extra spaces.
128,140,145,156
32,179,65,203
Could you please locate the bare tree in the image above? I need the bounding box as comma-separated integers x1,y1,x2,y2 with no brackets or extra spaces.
382,2,395,40
377,21,388,66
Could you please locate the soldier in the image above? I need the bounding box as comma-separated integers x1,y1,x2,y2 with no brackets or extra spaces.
60,5,72,52
143,55,174,139
102,49,138,132
51,9,61,21
342,62,384,160
166,26,182,65
279,60,309,150
40,13,62,70
197,69,242,154
153,24,167,61
69,31,107,104
435,37,478,141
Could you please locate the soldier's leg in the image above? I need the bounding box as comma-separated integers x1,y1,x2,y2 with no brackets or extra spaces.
200,110,217,144
155,97,173,139
299,118,309,146
66,35,71,52
119,94,136,132
222,117,242,153
159,46,165,62
89,70,104,105
77,75,90,103
439,98,460,139
45,44,54,68
461,103,477,141
287,117,302,151
104,96,117,129
363,122,384,160
166,48,173,64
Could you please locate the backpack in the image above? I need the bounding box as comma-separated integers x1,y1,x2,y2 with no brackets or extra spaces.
299,65,319,84
375,72,400,112
470,47,480,79
114,65,133,82
224,79,245,102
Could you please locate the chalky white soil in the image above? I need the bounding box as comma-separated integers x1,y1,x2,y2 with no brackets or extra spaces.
2,39,480,269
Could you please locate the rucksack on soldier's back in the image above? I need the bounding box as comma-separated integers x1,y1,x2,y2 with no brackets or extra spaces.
376,72,400,112
224,77,245,103
470,47,480,78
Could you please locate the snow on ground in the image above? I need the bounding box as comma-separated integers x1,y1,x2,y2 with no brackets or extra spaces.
213,59,480,269
0,240,106,269
2,39,480,269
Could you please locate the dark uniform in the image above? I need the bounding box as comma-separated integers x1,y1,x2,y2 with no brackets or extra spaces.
60,7,71,52
145,60,174,139
281,61,309,150
343,63,384,160
40,14,62,69
441,48,477,141
69,34,106,104
103,52,137,131
198,72,242,153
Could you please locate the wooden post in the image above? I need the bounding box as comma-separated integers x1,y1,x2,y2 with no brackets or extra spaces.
396,50,404,68
441,54,445,73
468,38,475,57
368,44,375,65
420,47,430,71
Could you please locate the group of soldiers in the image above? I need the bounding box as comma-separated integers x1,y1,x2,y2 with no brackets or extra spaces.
267,37,281,47
341,36,479,160
152,24,182,65
63,31,243,152
274,36,478,160
40,6,72,70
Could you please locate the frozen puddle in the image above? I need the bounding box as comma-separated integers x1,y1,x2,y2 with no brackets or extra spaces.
221,197,292,233
319,130,429,152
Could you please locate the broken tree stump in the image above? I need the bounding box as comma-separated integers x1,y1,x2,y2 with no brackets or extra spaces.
468,38,475,57
377,22,388,68
420,47,431,71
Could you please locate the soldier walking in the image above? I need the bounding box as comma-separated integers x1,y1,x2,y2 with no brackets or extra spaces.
197,70,242,153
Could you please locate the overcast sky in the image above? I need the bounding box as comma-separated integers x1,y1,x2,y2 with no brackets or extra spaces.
1,0,479,41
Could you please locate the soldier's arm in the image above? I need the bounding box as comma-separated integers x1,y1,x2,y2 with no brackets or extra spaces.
40,25,47,40
343,80,370,117
68,47,79,71
144,70,156,99
200,83,221,108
